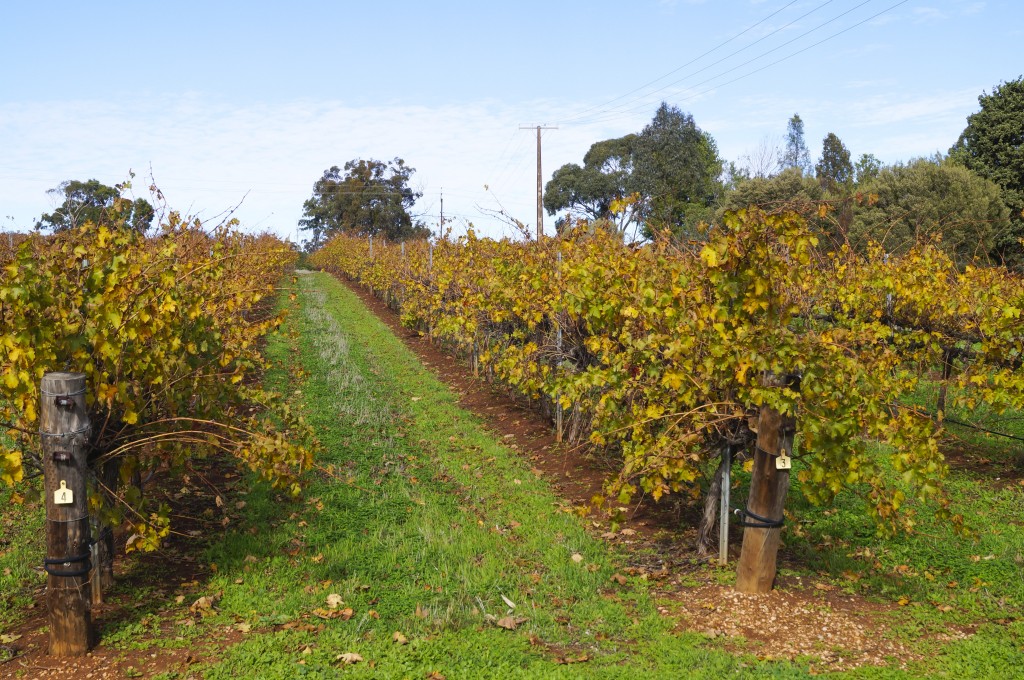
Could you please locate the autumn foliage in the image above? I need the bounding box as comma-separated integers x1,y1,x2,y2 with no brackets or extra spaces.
1,211,312,550
312,209,1024,533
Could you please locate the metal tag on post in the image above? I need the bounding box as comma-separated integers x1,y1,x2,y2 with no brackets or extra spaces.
54,480,74,505
775,455,792,470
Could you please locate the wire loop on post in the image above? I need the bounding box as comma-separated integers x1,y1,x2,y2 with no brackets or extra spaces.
43,551,93,578
735,507,785,529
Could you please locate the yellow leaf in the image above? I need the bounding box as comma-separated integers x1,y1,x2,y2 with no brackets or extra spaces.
700,245,719,267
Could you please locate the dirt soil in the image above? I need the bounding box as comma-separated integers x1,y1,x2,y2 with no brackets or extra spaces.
341,276,928,673
2,275,954,677
1,461,246,679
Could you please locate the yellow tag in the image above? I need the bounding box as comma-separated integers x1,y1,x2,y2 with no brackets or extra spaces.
775,456,792,470
54,480,74,505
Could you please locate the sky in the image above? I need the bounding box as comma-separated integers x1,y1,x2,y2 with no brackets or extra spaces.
1,0,1020,241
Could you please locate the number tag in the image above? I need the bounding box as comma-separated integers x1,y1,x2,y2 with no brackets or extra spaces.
54,480,74,505
775,455,792,470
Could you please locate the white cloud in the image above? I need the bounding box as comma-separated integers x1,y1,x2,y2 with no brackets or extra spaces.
0,95,649,240
912,6,949,22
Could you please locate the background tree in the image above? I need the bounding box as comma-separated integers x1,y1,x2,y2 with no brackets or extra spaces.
544,134,639,236
854,153,883,184
299,158,427,248
719,167,823,216
737,135,784,179
631,103,724,239
949,76,1024,268
815,133,853,192
851,157,1010,264
36,179,155,234
781,114,812,175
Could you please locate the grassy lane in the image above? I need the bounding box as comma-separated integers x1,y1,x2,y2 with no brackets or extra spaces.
2,270,1021,677
196,272,808,679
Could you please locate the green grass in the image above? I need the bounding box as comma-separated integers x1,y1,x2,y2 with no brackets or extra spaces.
0,478,45,629
193,272,810,678
783,444,1024,677
4,271,1022,678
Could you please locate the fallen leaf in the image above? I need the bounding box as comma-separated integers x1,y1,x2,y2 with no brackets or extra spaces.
495,614,528,630
190,595,219,614
411,396,422,402
313,607,353,620
336,652,363,665
236,622,252,633
897,596,910,606
426,672,446,680
235,501,247,510
367,609,379,619
415,603,428,619
555,653,590,664
0,634,21,644
610,573,627,585
326,593,344,609
500,594,516,610
392,631,408,645
571,553,583,564
619,528,636,536
301,645,313,655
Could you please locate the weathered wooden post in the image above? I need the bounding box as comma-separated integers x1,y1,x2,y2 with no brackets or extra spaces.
735,378,796,594
91,460,119,604
718,444,732,566
40,372,93,655
555,250,563,443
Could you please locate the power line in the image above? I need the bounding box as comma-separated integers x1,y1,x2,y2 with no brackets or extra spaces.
575,0,908,127
561,0,827,124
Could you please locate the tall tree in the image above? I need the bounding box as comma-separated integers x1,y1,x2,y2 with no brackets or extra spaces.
851,157,1010,265
815,133,853,192
631,103,724,239
544,134,639,236
854,153,883,184
738,135,784,179
299,158,426,248
949,76,1024,268
37,179,154,234
781,114,812,176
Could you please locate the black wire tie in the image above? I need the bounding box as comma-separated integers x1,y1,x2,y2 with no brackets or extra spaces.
737,507,785,529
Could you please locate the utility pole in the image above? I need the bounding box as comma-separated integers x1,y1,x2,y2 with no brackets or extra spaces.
440,187,444,232
519,124,557,241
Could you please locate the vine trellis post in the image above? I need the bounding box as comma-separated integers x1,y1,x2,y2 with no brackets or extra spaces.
41,372,94,655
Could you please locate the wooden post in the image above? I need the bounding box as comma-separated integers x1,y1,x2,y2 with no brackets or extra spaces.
555,250,563,443
90,460,120,604
736,381,796,594
41,372,93,655
719,444,732,566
